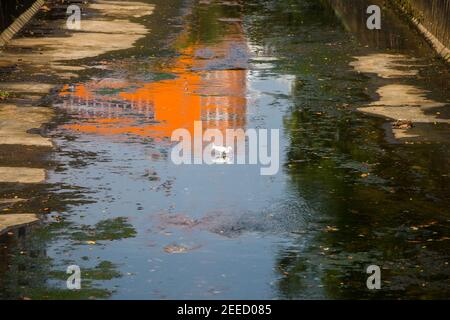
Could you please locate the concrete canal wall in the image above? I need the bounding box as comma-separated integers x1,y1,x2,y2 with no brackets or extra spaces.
2,1,448,61
393,0,450,62
0,0,45,47
326,0,450,62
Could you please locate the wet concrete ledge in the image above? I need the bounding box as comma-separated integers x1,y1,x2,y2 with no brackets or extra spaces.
0,214,39,236
0,0,45,47
0,0,155,234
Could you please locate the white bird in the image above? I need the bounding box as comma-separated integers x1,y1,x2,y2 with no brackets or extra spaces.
212,144,232,157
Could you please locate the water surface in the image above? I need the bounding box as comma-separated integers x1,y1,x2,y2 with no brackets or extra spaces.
1,0,449,299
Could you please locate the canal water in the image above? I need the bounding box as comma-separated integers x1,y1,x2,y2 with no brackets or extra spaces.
1,0,449,299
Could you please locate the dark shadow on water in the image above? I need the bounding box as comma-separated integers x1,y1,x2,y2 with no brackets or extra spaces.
244,0,450,299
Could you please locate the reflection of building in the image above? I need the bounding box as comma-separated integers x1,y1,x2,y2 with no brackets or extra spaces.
61,93,154,120
200,70,247,132
59,27,248,142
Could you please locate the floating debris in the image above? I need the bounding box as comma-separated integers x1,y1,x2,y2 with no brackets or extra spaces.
392,120,413,129
163,244,201,254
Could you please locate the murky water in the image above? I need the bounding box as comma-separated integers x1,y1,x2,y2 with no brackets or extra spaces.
1,0,449,299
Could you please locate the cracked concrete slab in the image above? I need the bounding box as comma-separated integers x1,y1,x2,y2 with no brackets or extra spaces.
350,53,419,78
0,214,39,236
0,82,54,95
0,104,53,147
0,0,155,72
90,1,155,19
351,53,449,142
358,84,447,123
0,167,46,183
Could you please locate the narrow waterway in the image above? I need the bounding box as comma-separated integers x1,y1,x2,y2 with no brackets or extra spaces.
1,0,449,299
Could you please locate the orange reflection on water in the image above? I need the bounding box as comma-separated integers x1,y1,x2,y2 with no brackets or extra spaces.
60,37,248,143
